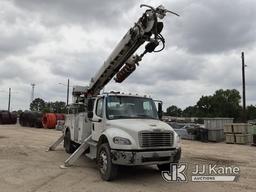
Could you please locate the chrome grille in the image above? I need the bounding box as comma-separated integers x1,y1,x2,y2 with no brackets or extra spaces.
139,131,174,148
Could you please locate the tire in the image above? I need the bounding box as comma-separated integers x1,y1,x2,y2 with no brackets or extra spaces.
97,143,118,181
157,163,171,171
64,130,76,154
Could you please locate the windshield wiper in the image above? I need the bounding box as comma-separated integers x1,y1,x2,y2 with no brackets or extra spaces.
109,115,134,119
135,114,157,119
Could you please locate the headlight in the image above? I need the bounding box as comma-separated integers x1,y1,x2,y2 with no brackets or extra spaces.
113,137,131,145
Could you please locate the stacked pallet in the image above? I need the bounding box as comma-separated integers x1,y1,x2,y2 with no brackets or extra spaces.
251,126,256,146
204,118,233,142
224,123,253,145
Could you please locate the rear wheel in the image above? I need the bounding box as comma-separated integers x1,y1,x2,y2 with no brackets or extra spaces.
97,143,118,181
64,130,76,154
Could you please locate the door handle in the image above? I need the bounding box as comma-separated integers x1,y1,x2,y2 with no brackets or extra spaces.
92,119,102,122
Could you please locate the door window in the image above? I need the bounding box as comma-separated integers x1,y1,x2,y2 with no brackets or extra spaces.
96,98,103,117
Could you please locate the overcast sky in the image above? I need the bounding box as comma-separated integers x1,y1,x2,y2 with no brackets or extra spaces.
0,0,256,111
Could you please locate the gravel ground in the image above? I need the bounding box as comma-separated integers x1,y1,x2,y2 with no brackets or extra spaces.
0,124,255,192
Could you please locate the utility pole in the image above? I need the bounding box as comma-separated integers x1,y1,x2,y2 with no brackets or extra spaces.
31,83,35,103
58,79,71,106
241,52,246,123
8,88,11,112
67,79,70,106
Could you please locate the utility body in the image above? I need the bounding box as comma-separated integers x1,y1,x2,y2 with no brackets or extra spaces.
49,5,181,181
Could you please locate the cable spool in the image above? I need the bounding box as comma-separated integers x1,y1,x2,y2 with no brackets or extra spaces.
42,113,57,129
10,112,17,124
0,111,10,124
19,111,43,128
33,112,43,128
19,111,31,127
0,110,17,124
28,111,36,127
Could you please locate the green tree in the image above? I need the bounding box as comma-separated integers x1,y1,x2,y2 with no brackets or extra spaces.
30,98,46,112
211,89,241,119
166,89,243,121
166,105,182,117
182,106,197,117
247,105,256,120
17,110,23,116
195,89,241,120
44,101,66,113
196,96,213,117
51,101,66,113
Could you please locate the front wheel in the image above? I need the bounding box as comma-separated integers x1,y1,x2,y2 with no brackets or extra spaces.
97,143,118,181
157,163,171,171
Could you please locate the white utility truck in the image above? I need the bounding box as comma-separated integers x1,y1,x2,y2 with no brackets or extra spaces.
48,4,181,181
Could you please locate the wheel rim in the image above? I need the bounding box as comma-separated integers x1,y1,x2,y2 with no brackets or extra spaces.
99,150,108,174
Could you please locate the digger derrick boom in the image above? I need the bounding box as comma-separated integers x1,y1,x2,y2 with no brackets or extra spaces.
86,5,179,96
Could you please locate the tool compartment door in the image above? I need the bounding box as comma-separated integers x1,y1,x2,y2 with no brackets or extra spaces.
78,112,92,143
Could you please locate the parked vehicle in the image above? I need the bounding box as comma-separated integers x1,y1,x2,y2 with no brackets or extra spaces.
49,4,180,181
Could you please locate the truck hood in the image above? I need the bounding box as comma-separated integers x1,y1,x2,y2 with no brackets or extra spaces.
106,119,173,132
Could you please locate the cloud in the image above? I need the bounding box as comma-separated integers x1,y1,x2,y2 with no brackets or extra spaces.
0,1,47,58
164,0,256,54
12,0,138,27
125,48,206,85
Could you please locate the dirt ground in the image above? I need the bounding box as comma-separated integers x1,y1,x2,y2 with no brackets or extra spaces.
0,124,255,192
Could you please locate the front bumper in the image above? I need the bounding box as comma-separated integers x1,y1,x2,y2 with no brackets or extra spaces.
111,147,181,165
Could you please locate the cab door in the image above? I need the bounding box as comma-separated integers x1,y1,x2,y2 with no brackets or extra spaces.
92,97,104,141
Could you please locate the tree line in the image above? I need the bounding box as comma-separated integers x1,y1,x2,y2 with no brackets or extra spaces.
29,98,66,113
165,89,256,121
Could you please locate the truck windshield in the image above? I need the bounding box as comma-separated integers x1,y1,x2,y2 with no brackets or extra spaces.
106,96,158,120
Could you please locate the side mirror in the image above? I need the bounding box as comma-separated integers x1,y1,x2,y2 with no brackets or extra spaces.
87,99,94,112
158,102,163,120
87,111,93,119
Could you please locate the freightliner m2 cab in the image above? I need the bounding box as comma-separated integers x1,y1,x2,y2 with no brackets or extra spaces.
64,92,181,180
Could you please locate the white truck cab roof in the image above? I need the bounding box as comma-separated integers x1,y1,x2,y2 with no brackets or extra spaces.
99,92,151,99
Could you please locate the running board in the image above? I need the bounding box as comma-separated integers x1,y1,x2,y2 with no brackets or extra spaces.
60,135,92,168
85,140,97,160
46,134,64,151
